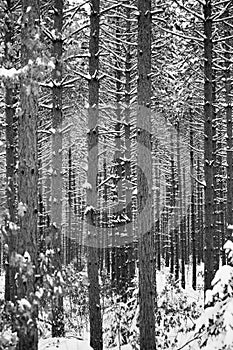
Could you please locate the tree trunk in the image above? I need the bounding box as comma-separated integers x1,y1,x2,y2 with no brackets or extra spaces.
51,0,65,337
197,155,204,264
137,0,156,348
86,0,103,349
4,0,18,303
176,120,185,289
203,0,215,293
224,14,233,244
190,111,196,290
17,0,40,348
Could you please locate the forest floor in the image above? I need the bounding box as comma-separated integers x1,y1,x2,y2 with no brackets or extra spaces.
0,264,205,350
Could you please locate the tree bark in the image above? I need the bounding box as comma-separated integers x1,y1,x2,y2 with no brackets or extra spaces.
137,0,156,348
17,0,40,348
203,0,215,293
51,0,65,337
224,13,233,244
4,0,18,303
86,0,103,349
190,111,196,290
176,120,185,289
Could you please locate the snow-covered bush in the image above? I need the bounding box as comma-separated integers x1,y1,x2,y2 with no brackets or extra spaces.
0,327,17,350
184,240,233,350
103,279,138,349
155,274,201,349
0,301,18,350
37,255,89,338
103,273,202,350
62,263,89,337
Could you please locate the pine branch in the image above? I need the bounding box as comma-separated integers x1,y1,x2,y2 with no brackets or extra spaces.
100,3,121,16
173,0,204,21
65,23,89,41
212,1,231,21
158,25,203,43
214,34,233,43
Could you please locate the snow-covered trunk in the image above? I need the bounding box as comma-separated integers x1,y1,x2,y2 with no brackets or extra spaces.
182,166,188,264
169,129,175,279
17,0,40,348
67,145,72,265
170,130,178,279
137,0,156,349
4,0,18,303
155,164,161,271
197,155,204,264
86,0,103,349
224,15,233,244
103,142,110,274
72,165,78,268
124,2,135,287
212,66,220,274
176,120,185,289
190,112,196,290
203,0,215,293
77,179,83,270
51,0,64,337
216,118,225,265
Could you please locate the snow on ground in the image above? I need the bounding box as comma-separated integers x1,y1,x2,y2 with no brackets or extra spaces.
39,337,93,350
110,345,132,350
0,262,205,350
39,337,133,350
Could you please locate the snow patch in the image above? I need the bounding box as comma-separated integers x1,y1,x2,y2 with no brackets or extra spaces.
39,337,93,350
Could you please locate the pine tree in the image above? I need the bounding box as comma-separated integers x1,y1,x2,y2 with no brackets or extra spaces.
4,0,18,303
86,0,103,349
17,0,40,348
137,0,156,348
50,0,65,337
203,0,215,293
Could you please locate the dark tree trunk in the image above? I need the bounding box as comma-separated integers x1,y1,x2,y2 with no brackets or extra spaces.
86,0,103,349
190,112,196,290
17,0,40,348
203,0,215,293
4,0,18,303
176,120,185,289
224,14,233,244
51,0,65,337
137,0,156,348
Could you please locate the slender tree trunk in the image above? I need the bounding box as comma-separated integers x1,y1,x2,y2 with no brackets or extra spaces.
170,130,178,279
17,0,40,348
155,164,161,270
176,121,185,289
190,112,196,290
4,0,18,302
51,0,64,337
217,118,225,265
182,166,188,265
197,155,204,264
86,0,103,349
203,0,215,293
224,16,233,244
67,146,72,265
137,0,156,348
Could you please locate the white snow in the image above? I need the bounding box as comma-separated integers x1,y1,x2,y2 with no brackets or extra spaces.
18,298,31,310
82,181,92,190
39,337,93,350
17,202,27,217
